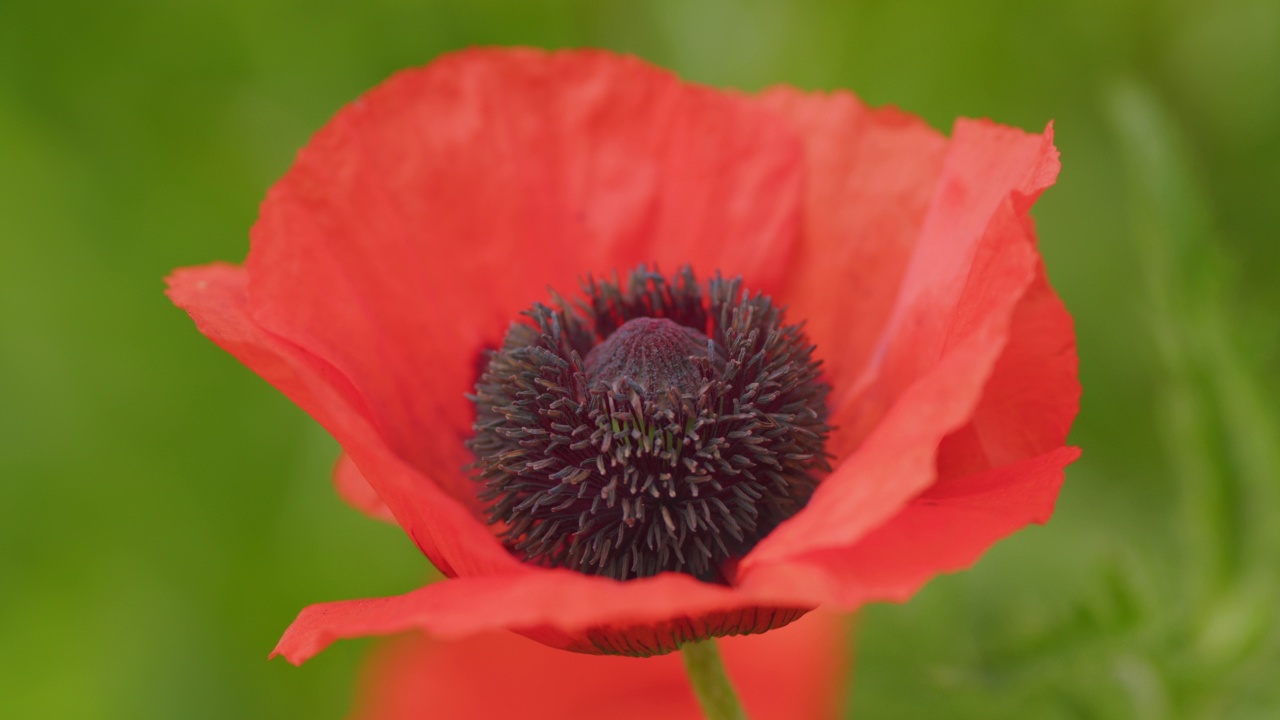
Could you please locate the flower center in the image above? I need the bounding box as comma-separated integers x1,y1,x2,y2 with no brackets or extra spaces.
468,266,830,582
584,317,711,400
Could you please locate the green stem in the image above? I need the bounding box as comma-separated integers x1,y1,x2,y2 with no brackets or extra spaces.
681,639,748,720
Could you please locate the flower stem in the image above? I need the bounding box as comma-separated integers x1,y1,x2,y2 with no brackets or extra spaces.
680,639,747,720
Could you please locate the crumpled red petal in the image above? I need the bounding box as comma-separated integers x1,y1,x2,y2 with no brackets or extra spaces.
270,567,815,664
244,48,804,524
333,454,394,524
757,88,948,395
349,611,850,720
742,119,1063,571
936,262,1080,478
742,446,1079,604
165,264,516,578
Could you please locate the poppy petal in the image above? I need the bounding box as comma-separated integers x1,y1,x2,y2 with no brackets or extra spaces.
742,120,1061,570
271,569,821,665
349,611,849,720
936,263,1080,478
165,264,515,577
754,88,949,394
243,48,803,523
753,261,1080,603
742,446,1078,604
333,454,395,524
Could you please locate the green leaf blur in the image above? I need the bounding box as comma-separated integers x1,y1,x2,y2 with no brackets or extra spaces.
1,0,1276,718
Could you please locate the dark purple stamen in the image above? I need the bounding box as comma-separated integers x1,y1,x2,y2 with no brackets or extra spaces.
467,266,831,582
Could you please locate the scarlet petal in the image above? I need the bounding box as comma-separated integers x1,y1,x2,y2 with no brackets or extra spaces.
271,570,819,665
743,119,1062,571
333,454,394,524
744,446,1079,604
350,611,850,720
245,48,804,519
756,88,948,392
936,262,1080,478
165,265,515,577
788,220,1081,600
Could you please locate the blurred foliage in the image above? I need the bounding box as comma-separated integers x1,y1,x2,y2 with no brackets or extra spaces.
1,0,1277,718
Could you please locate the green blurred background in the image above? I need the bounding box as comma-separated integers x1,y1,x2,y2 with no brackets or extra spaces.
2,0,1277,717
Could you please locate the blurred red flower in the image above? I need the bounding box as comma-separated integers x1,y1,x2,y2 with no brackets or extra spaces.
168,48,1078,662
350,611,849,720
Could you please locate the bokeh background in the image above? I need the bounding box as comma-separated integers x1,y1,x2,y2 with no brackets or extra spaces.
3,0,1278,717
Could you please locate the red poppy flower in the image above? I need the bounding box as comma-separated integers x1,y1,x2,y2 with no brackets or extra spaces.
167,48,1078,662
350,611,849,720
